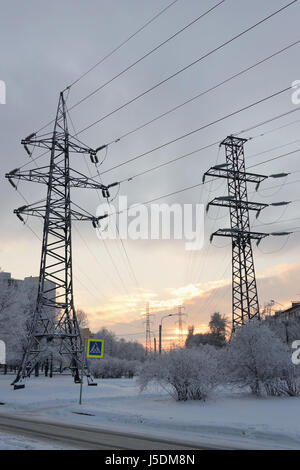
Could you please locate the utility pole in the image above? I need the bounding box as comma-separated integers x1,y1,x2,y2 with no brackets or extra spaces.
6,91,116,389
204,136,269,331
159,313,177,354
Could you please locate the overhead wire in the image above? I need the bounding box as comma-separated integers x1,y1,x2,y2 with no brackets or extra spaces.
35,0,181,135
68,0,227,113
97,84,295,177
77,0,299,136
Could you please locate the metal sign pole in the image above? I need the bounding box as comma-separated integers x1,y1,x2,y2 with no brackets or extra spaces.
79,339,86,405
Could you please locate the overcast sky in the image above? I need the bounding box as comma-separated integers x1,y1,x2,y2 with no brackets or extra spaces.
1,0,300,345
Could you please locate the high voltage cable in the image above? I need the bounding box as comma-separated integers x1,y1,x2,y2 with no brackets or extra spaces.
97,85,294,177
67,108,137,297
15,128,300,239
14,105,300,223
66,0,179,90
20,87,300,175
69,119,136,298
36,0,180,134
15,1,299,175
97,230,131,296
255,217,300,229
185,147,222,287
251,116,300,139
103,39,300,146
116,109,300,184
68,0,227,114
77,0,298,137
26,41,300,174
89,147,141,292
99,150,300,222
248,147,300,170
73,223,122,295
247,138,300,160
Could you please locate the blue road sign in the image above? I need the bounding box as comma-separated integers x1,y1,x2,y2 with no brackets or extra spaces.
86,339,104,358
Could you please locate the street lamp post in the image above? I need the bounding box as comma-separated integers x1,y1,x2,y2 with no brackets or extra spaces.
159,313,178,355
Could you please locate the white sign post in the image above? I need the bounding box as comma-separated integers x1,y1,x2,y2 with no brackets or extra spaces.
79,339,104,405
0,340,6,366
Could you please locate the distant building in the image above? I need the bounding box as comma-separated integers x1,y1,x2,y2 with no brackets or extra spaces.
0,272,56,310
273,301,300,322
0,271,22,288
81,328,94,340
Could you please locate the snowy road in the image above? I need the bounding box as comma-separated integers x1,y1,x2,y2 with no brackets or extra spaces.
1,376,300,449
0,413,211,450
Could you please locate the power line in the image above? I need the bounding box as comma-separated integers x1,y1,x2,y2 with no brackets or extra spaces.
97,229,131,296
67,104,139,297
91,158,141,292
77,0,298,136
98,148,300,225
36,0,180,135
14,2,300,187
68,0,227,113
73,223,122,295
113,108,300,185
16,74,300,177
248,147,300,170
104,39,300,146
247,138,300,160
98,85,294,177
66,0,179,90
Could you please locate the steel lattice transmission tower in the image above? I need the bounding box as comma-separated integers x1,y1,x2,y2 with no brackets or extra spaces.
6,91,116,389
203,136,270,331
176,305,187,347
144,302,153,355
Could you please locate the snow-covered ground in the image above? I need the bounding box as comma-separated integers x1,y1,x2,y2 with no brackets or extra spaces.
0,431,73,450
0,374,300,449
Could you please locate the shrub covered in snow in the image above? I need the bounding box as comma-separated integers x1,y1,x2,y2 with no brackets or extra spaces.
89,356,141,379
225,321,300,397
138,346,220,401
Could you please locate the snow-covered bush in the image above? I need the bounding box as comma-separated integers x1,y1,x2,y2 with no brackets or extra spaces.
225,321,300,397
138,346,220,401
89,356,141,379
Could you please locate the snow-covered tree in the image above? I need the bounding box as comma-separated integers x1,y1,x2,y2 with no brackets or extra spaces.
209,312,228,337
225,321,300,397
77,309,89,328
138,346,220,401
266,317,300,346
95,327,145,361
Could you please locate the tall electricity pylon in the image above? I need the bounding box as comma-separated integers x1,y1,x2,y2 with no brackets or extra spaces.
6,91,116,389
144,302,153,354
176,305,187,347
203,136,269,331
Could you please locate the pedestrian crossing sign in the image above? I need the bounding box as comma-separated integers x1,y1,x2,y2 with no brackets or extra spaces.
86,339,104,358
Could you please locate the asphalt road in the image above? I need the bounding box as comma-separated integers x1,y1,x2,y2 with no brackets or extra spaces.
0,413,216,450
